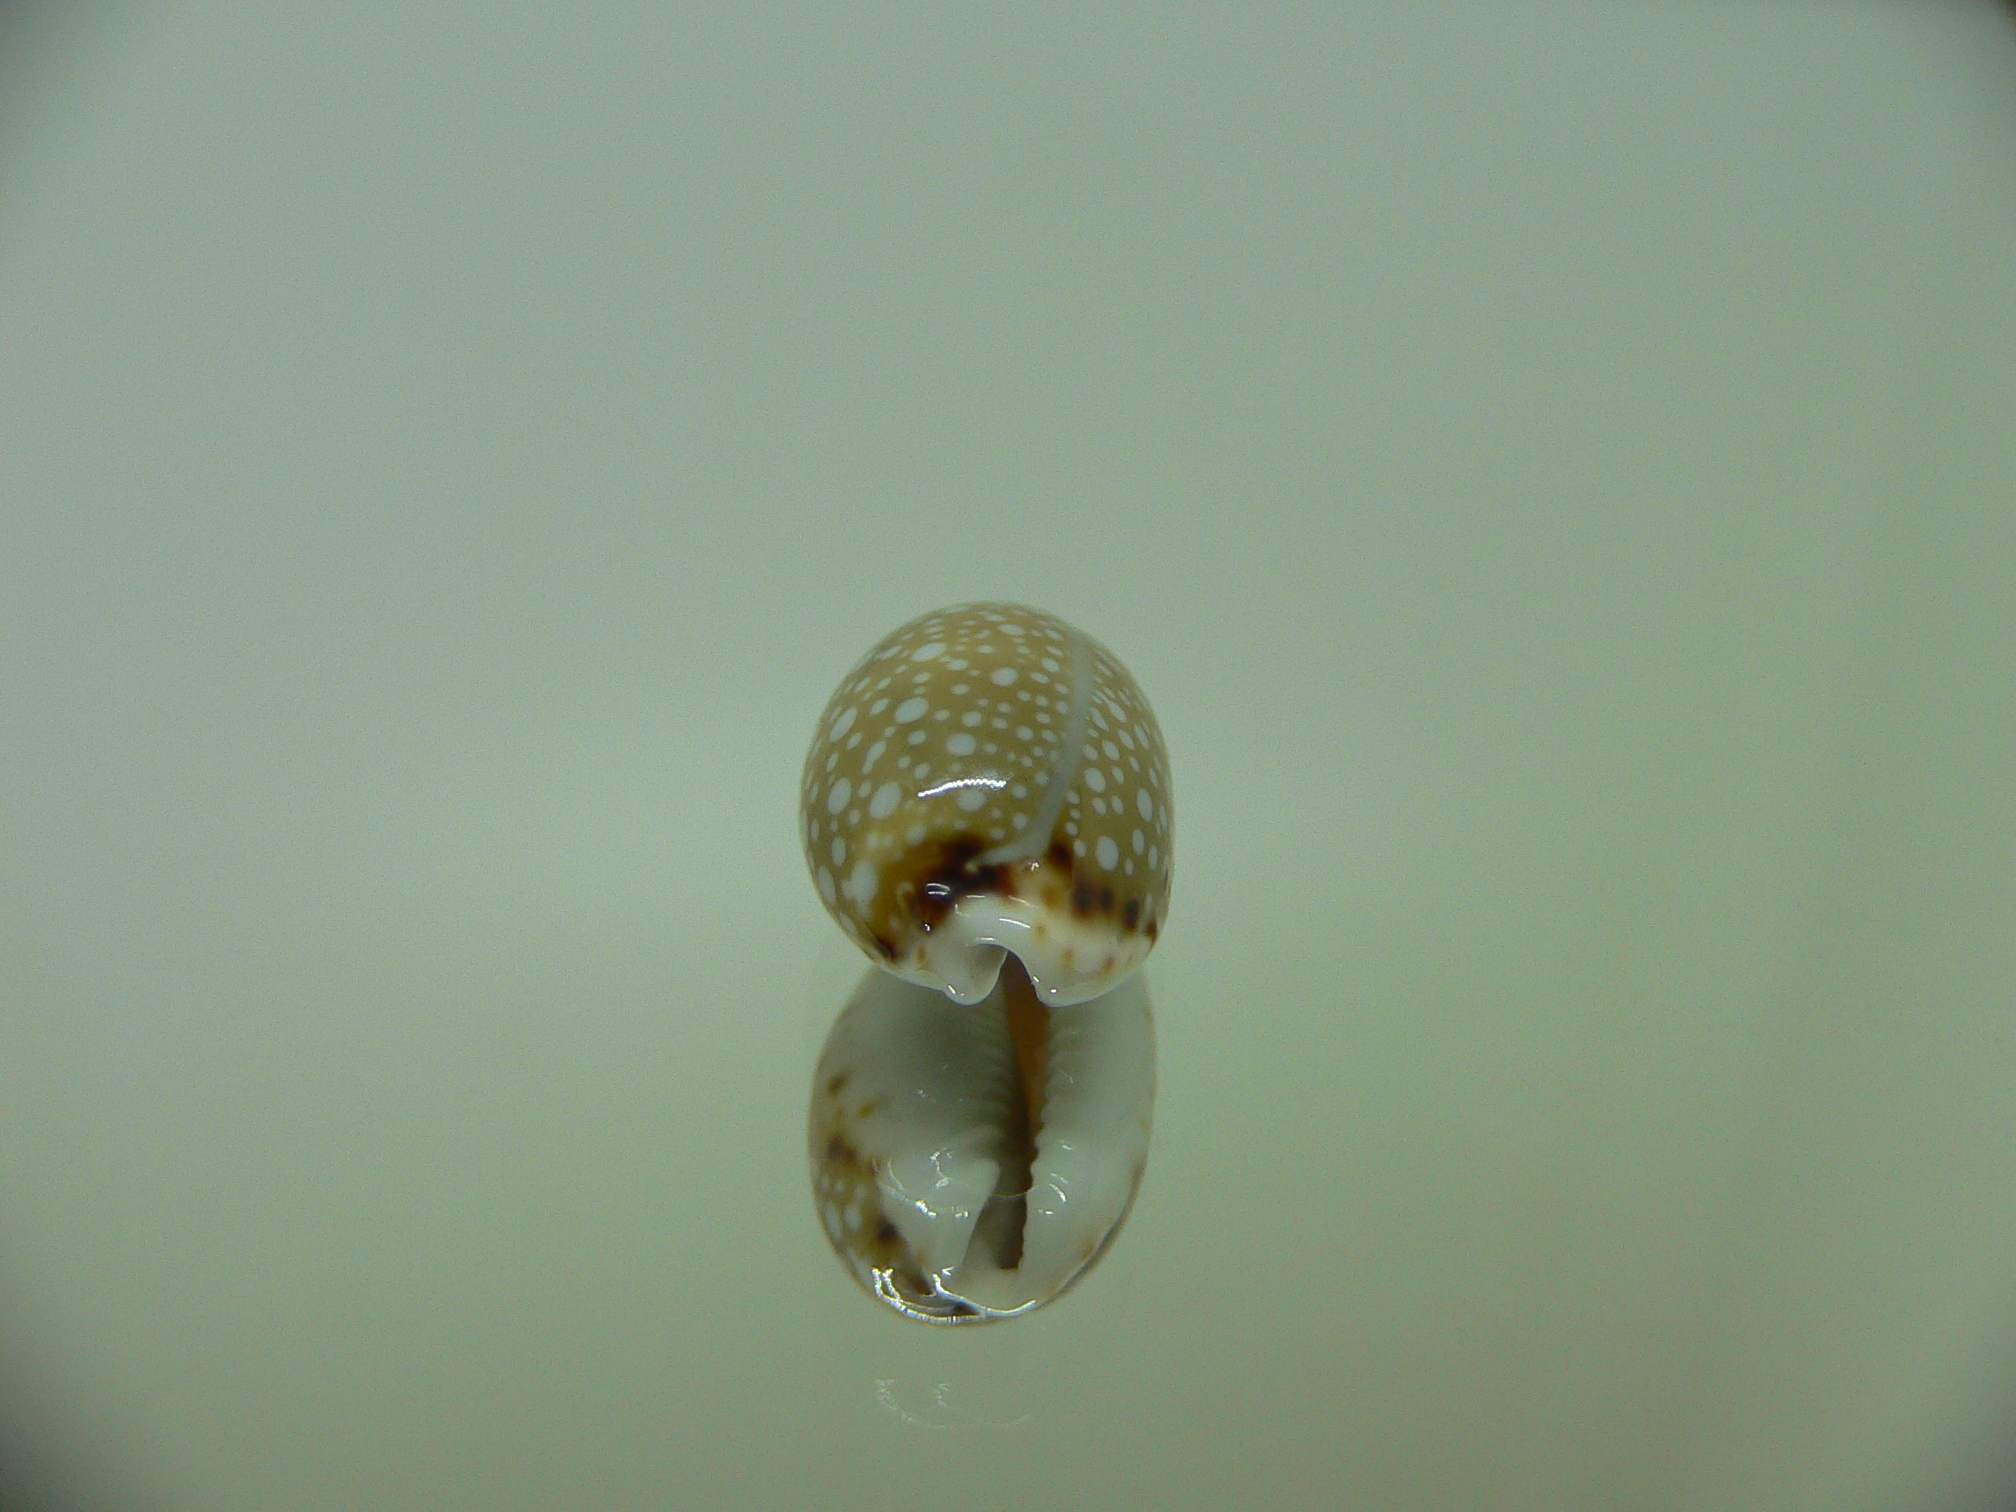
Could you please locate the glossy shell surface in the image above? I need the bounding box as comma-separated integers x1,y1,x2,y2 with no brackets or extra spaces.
809,961,1155,1322
801,603,1172,1007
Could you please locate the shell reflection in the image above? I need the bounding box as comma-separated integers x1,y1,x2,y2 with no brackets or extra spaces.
809,959,1155,1323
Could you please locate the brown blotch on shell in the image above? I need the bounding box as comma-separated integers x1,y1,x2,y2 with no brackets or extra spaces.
1071,882,1118,918
874,831,1037,937
823,1133,868,1176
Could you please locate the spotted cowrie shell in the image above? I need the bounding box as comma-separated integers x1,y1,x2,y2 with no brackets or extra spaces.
801,603,1173,1007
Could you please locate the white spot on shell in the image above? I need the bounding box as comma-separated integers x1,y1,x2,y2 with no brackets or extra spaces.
842,860,879,908
990,666,1018,686
956,787,988,812
1137,790,1154,820
946,733,977,756
869,782,902,819
1084,768,1106,793
826,778,853,815
1096,836,1120,870
894,697,929,724
1132,827,1146,854
829,706,857,741
912,641,946,661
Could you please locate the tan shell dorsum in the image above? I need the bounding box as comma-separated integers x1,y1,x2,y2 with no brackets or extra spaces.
801,603,1173,1007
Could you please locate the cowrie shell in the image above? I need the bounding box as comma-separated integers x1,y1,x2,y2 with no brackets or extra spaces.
801,603,1173,1007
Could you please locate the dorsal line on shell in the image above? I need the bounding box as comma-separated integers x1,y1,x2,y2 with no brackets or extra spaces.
978,619,1095,867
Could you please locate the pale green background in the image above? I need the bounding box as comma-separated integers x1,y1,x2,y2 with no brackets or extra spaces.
3,4,2015,1510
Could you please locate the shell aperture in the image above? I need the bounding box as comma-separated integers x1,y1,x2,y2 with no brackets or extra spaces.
809,959,1155,1323
800,603,1172,1008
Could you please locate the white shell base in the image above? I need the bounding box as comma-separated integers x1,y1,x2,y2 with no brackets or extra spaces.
891,884,1153,1008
